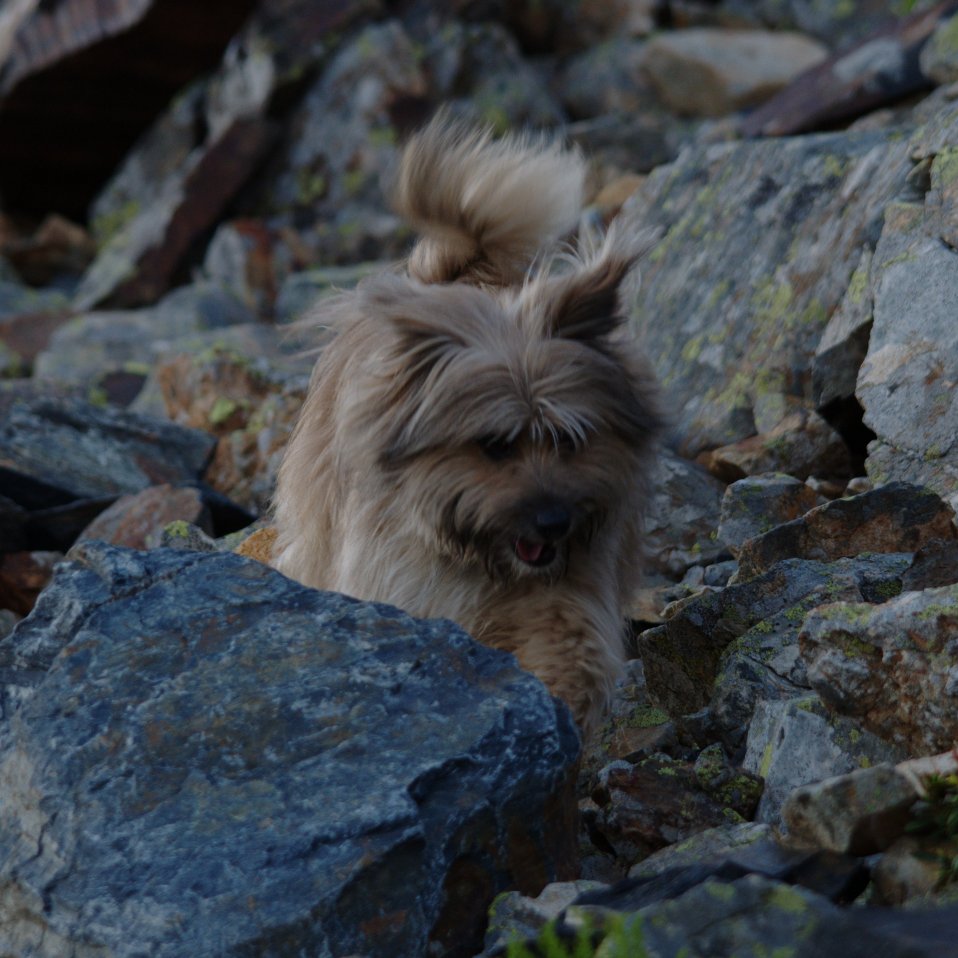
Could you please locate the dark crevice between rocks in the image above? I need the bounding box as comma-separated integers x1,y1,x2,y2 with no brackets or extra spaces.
817,395,876,476
0,0,261,221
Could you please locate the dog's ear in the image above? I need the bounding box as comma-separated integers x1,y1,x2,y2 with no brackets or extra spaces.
536,224,658,346
543,255,632,343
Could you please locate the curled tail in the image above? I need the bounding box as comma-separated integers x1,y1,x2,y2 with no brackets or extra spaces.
392,111,586,287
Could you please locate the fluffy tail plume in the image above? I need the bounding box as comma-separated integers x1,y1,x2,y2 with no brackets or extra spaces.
392,111,586,287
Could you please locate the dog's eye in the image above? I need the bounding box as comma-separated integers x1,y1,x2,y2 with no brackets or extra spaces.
478,435,518,462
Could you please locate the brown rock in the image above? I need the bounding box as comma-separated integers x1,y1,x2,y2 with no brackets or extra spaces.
77,484,210,550
704,407,851,483
591,754,761,866
736,482,956,580
781,763,919,855
800,584,958,755
155,349,308,514
0,550,61,616
740,3,950,137
233,526,276,566
0,215,96,285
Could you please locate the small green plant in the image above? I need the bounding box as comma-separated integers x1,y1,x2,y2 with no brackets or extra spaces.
505,914,647,958
905,772,958,886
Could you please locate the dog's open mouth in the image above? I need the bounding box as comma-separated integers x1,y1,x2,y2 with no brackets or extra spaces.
514,538,557,567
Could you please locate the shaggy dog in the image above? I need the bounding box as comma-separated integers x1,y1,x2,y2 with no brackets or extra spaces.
271,114,661,738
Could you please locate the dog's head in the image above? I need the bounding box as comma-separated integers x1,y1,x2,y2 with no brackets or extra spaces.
353,227,662,583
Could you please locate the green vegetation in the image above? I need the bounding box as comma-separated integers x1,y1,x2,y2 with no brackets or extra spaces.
505,914,647,958
906,772,958,886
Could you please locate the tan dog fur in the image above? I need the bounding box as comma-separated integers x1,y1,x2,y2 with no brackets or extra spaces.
271,115,661,739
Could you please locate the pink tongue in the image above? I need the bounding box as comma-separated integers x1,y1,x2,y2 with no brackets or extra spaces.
516,539,544,562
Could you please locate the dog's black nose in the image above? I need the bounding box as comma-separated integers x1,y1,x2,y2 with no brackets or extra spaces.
535,505,571,540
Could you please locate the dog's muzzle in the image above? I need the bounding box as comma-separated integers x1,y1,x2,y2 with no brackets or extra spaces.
513,503,571,567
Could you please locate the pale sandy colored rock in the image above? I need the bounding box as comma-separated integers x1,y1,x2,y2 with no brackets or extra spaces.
643,29,827,117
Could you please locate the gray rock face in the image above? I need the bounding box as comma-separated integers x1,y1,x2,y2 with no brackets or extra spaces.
580,874,958,958
857,121,958,508
34,283,255,387
0,542,580,958
0,390,215,501
743,696,905,826
638,553,912,720
718,474,821,557
627,127,912,456
644,449,727,578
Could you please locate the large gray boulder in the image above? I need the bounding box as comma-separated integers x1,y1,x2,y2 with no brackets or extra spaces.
857,104,958,510
626,126,912,456
0,543,579,957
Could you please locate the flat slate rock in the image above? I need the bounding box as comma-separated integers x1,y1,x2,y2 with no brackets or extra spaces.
735,481,956,580
0,542,579,958
0,390,216,503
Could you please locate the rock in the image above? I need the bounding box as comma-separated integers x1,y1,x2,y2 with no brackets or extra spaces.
584,660,675,778
627,822,772,879
0,214,96,287
704,404,851,483
156,520,219,554
0,609,18,640
275,262,380,324
34,282,256,399
743,696,907,827
800,583,958,755
721,0,922,46
873,834,958,905
0,550,60,616
642,29,827,117
573,873,958,958
0,388,216,502
902,538,958,590
427,21,565,132
77,484,211,550
556,38,654,119
920,11,958,85
567,113,692,181
153,347,309,514
201,219,307,320
781,763,919,855
76,79,277,309
637,553,912,719
605,827,868,904
590,753,761,867
718,473,821,557
0,279,71,375
626,124,912,457
483,880,604,956
0,541,579,957
857,121,958,508
73,0,375,311
735,482,957,580
812,249,874,410
0,0,258,220
740,4,946,137
261,20,427,227
644,448,728,578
